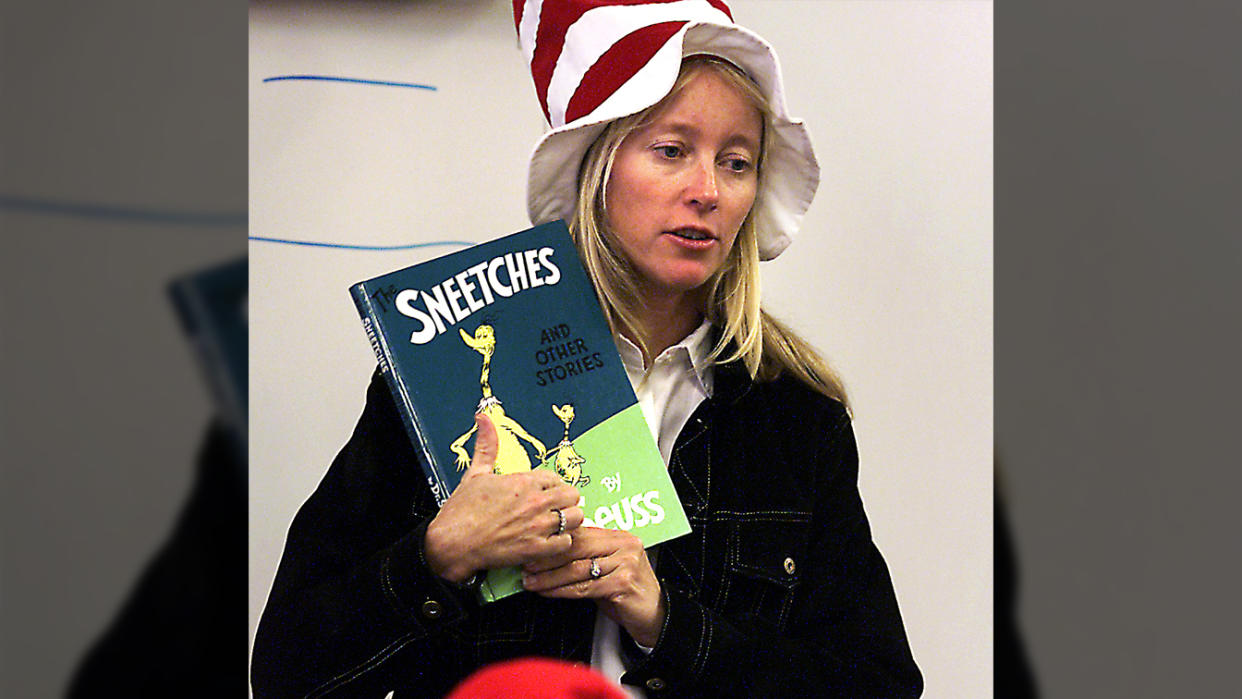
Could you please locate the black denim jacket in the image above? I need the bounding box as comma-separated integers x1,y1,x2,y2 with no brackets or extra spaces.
252,365,922,698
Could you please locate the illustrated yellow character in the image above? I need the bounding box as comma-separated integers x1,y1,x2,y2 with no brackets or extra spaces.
450,324,546,473
544,403,590,487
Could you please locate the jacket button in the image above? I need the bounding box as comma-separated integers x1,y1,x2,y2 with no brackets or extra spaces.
645,677,667,692
783,557,796,575
420,599,443,620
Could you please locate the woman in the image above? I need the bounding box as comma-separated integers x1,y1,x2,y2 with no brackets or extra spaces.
253,2,922,696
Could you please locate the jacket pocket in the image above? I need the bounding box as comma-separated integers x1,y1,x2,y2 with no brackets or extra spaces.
719,513,811,629
474,590,536,643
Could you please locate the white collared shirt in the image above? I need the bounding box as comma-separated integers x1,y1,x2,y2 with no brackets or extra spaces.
591,321,715,697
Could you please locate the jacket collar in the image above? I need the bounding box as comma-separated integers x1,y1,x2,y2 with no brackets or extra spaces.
711,358,754,406
704,326,755,407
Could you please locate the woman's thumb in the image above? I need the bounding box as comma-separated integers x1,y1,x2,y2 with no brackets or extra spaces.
468,413,499,474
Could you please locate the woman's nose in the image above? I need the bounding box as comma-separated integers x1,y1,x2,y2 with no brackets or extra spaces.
684,159,719,212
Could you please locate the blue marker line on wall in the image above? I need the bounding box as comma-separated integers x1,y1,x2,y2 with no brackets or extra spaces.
249,236,472,251
0,195,244,226
263,75,437,91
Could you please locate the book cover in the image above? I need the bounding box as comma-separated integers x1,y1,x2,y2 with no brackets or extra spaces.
168,256,248,463
349,220,691,602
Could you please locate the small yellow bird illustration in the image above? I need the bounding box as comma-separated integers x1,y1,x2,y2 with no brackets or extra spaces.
545,403,589,487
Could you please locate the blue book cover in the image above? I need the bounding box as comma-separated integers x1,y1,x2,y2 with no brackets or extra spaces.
168,257,247,463
349,220,690,602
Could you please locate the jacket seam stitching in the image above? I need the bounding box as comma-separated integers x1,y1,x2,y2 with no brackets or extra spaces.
305,632,420,699
710,511,812,521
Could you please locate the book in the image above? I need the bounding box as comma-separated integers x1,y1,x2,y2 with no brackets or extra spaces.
168,256,248,464
349,220,691,602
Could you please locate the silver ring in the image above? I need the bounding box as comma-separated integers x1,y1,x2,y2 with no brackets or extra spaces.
553,508,566,536
589,558,602,579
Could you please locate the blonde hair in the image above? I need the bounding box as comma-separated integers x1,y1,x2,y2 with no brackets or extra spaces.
569,56,847,405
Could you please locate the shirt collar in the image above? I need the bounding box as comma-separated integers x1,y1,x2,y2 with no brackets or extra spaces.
615,320,715,395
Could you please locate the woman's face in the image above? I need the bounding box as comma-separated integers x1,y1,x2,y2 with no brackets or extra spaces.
604,68,762,304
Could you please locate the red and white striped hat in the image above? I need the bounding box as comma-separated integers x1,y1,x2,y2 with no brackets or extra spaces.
514,0,820,260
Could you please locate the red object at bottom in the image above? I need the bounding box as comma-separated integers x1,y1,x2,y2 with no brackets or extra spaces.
446,657,628,699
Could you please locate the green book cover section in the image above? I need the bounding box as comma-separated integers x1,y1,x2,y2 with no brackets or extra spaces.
350,221,691,603
479,403,691,602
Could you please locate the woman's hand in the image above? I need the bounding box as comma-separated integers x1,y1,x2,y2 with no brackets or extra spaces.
424,414,584,583
520,527,666,647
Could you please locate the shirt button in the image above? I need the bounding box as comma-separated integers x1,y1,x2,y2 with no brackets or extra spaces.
420,599,443,620
783,557,796,575
645,677,667,692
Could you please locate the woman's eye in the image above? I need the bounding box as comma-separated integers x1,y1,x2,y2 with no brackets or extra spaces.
655,145,682,159
723,157,752,173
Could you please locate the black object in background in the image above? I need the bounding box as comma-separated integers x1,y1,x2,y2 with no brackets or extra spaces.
66,258,249,696
995,485,1037,698
65,420,246,697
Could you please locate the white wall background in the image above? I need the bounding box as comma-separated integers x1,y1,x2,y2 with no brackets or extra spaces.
250,1,992,695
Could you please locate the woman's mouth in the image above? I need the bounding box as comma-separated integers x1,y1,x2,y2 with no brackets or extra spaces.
667,228,713,241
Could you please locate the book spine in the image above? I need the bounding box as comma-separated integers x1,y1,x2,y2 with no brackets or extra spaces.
349,282,452,506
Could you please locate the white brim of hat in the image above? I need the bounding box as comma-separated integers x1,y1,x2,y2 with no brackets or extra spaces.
525,21,820,261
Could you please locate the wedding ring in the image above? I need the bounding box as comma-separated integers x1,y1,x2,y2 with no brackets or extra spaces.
553,508,566,536
589,558,602,579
